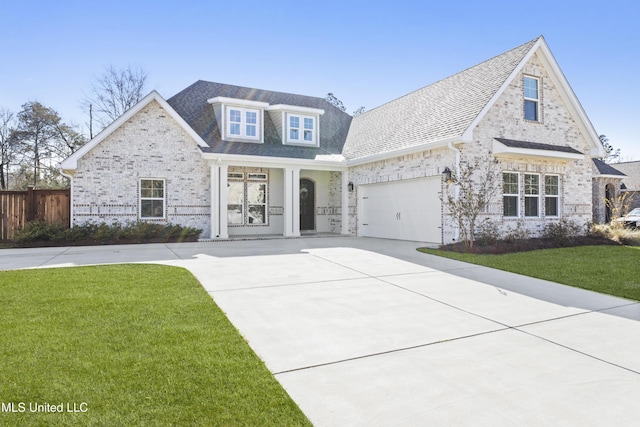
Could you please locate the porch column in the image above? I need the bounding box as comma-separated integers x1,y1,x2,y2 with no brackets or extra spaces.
341,170,350,235
283,167,300,237
210,163,229,239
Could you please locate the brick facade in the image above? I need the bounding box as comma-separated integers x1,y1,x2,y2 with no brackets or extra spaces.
71,100,212,235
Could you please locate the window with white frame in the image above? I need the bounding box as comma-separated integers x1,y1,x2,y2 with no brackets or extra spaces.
524,76,540,121
227,107,259,140
287,113,316,144
227,173,244,225
140,179,165,219
545,175,560,216
524,174,540,217
503,173,519,217
227,172,268,225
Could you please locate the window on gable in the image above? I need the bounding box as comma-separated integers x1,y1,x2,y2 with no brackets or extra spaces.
227,107,260,140
503,173,519,217
287,113,316,144
545,175,560,216
524,173,540,217
524,76,540,121
140,179,165,219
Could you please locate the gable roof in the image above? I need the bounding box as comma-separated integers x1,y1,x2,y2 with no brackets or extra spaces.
60,91,207,172
592,158,627,177
167,81,352,160
343,36,604,162
610,160,640,190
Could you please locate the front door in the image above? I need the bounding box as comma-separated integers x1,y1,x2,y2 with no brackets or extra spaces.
300,178,315,231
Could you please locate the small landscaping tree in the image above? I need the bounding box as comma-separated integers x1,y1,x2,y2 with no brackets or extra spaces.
442,157,500,248
605,191,633,229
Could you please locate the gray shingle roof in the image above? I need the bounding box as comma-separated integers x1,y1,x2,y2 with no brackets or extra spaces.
608,160,640,189
342,37,540,160
496,138,583,154
167,81,352,160
592,158,626,176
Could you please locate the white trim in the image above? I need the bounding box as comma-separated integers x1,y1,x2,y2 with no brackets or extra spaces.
60,91,209,171
544,174,560,217
503,172,520,217
523,173,541,218
492,139,584,160
346,137,466,167
203,153,347,171
594,174,626,179
207,97,269,109
139,178,166,220
285,113,318,146
266,104,325,115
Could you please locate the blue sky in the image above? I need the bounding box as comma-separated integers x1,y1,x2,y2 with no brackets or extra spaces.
2,0,639,160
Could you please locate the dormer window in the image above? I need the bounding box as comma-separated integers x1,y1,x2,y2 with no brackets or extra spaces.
207,97,269,143
288,114,316,144
228,107,259,139
266,104,324,147
524,76,540,122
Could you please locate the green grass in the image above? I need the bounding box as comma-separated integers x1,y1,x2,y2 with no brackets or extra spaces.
0,265,311,427
420,246,640,301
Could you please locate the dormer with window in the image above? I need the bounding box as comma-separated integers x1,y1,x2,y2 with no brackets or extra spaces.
208,97,269,143
266,105,324,147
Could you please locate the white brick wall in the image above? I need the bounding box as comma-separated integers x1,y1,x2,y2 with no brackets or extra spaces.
72,100,212,235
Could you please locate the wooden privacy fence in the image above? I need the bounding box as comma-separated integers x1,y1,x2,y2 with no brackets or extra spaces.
0,188,71,241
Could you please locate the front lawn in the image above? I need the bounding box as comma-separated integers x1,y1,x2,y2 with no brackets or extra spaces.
420,246,640,301
0,265,311,426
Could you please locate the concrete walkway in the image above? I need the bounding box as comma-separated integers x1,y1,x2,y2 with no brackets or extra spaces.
2,237,640,425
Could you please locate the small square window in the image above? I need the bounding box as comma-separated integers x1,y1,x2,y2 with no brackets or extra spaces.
286,114,316,144
226,107,260,140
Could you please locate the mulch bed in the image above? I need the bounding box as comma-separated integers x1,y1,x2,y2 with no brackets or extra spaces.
439,236,620,254
6,236,200,248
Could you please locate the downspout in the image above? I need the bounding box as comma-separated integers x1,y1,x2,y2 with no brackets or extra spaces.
447,141,461,242
58,166,74,229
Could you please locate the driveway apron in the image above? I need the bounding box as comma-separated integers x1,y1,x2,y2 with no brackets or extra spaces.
2,237,640,426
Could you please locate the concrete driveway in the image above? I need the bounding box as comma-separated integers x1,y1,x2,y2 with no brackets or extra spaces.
2,237,640,425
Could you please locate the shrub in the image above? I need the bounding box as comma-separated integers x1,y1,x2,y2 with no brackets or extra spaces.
590,223,640,246
542,219,581,241
12,220,201,246
475,218,501,246
504,221,530,244
12,221,67,243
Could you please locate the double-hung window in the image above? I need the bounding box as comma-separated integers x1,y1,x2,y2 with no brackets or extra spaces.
503,173,519,217
524,76,540,121
287,114,316,144
140,179,165,219
524,174,540,217
227,107,259,140
545,175,560,216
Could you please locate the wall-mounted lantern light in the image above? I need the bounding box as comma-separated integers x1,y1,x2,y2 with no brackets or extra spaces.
348,182,354,192
442,167,452,184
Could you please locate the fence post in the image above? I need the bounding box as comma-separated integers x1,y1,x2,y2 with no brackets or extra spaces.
26,186,36,222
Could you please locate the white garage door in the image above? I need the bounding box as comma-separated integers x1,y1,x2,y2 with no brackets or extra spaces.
358,176,442,243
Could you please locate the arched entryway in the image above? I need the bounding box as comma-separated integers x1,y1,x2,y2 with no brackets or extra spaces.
300,178,315,231
605,183,614,223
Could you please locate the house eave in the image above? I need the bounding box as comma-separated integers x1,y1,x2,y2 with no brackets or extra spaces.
201,152,347,171
492,140,584,161
346,137,467,167
593,174,626,179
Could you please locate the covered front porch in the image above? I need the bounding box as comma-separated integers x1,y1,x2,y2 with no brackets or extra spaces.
208,158,350,239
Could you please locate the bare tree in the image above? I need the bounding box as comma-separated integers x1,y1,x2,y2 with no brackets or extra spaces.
605,191,633,229
442,156,501,248
600,134,621,164
352,106,366,117
84,66,148,134
325,92,346,112
0,108,16,189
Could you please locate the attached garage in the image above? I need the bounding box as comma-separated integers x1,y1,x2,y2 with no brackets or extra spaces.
358,176,442,243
